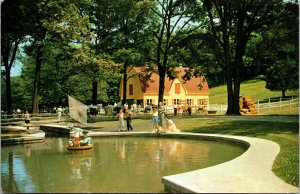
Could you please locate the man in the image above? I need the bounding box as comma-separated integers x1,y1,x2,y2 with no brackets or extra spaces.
173,103,178,116
125,108,133,131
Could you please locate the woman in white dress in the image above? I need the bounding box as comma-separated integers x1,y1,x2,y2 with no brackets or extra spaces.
164,116,180,133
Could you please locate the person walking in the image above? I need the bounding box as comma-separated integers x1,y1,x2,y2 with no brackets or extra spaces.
125,109,133,131
23,111,31,130
117,109,126,132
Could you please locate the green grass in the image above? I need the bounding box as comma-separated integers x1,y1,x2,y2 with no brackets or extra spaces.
175,117,299,187
209,79,299,104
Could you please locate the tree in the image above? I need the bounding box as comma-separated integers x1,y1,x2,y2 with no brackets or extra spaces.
147,0,205,103
27,0,94,113
1,0,30,114
265,60,298,97
263,2,299,97
203,0,285,115
90,0,152,105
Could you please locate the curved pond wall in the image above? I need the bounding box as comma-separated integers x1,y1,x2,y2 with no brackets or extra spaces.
38,125,298,193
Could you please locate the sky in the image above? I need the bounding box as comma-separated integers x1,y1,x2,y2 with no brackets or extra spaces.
11,61,22,77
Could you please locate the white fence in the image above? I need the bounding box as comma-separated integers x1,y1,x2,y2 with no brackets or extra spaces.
255,97,299,112
207,97,298,114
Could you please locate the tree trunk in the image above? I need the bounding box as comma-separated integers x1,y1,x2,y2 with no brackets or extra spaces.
282,89,286,98
224,31,233,114
92,81,98,105
232,2,246,115
32,44,43,114
5,66,12,115
158,65,166,104
1,39,20,115
122,62,128,105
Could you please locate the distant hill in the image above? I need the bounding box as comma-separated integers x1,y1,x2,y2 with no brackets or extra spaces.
209,79,299,104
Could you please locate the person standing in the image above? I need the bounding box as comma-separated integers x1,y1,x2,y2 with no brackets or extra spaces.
23,111,31,130
57,106,63,122
173,103,178,116
117,109,126,132
125,109,133,131
17,108,21,118
187,106,192,116
152,106,160,133
158,101,166,127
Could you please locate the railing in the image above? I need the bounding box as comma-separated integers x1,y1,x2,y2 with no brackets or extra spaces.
206,97,298,114
255,97,299,112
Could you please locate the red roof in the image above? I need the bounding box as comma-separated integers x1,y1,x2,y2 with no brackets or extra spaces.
133,67,210,94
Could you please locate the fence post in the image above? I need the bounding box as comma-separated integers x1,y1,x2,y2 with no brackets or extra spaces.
268,98,271,111
280,97,282,110
257,100,260,112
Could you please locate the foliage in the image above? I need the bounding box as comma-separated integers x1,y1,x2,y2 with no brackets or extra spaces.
263,2,299,97
2,0,298,112
265,60,298,97
203,0,286,115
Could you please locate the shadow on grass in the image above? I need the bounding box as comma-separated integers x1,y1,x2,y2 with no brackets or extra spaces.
185,120,299,137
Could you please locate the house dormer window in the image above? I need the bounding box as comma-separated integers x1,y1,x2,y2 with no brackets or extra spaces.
129,84,133,95
175,83,180,94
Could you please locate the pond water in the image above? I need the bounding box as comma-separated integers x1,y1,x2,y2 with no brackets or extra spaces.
1,137,247,193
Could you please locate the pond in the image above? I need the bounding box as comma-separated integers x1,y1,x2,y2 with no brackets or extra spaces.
1,136,247,193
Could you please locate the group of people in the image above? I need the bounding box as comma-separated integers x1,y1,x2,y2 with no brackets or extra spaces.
116,101,180,133
152,102,180,133
116,108,133,132
68,124,92,147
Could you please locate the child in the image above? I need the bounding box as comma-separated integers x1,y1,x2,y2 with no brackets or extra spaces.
152,106,161,133
68,131,75,147
117,109,126,132
80,131,92,146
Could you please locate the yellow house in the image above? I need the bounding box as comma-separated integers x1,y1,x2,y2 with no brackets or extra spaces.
119,66,210,108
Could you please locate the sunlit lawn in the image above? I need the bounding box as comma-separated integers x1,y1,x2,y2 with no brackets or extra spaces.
175,117,299,187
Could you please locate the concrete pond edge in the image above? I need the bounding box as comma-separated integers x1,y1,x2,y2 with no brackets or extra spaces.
39,125,299,193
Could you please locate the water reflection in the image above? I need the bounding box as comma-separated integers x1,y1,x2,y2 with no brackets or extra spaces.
67,154,92,180
1,137,247,193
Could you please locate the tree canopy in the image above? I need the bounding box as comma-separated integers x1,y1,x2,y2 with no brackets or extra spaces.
1,0,298,114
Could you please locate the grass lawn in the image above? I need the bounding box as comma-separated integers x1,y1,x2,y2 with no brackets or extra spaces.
175,117,299,187
209,79,299,104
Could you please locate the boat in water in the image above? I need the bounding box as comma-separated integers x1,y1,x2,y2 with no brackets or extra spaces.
67,144,93,151
67,123,93,151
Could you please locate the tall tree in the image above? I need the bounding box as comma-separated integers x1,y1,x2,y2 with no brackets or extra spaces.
204,0,285,115
147,0,204,103
1,0,29,114
90,0,151,105
263,2,299,97
27,0,94,113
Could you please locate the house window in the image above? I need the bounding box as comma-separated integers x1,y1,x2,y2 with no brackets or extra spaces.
187,99,193,105
146,99,153,105
175,83,180,94
197,99,207,105
129,84,133,95
163,99,167,105
173,99,179,105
